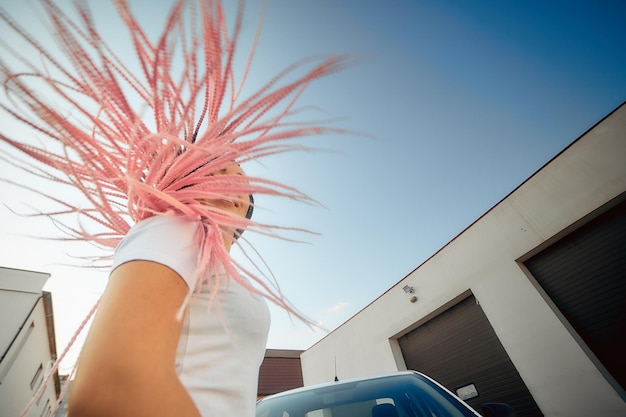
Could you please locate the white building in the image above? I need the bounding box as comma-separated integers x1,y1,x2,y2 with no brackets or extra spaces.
0,267,60,417
302,102,626,417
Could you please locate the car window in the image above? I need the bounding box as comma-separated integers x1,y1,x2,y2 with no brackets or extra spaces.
304,398,395,417
256,374,477,417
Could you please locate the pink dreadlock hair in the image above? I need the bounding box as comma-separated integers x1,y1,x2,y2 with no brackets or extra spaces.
0,0,345,305
1,2,346,413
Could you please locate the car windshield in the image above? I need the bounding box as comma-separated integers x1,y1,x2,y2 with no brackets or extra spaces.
256,373,477,417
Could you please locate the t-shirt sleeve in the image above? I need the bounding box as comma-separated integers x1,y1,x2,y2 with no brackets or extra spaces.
111,216,201,290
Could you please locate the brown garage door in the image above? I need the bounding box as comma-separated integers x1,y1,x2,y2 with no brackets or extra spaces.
398,295,543,417
524,197,626,395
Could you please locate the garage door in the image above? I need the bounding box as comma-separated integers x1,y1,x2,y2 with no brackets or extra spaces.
524,198,626,395
398,295,543,417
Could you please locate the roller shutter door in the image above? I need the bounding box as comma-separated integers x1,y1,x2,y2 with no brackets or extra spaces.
524,198,626,394
398,295,543,417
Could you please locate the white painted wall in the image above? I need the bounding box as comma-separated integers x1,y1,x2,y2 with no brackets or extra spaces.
0,268,58,417
302,104,626,417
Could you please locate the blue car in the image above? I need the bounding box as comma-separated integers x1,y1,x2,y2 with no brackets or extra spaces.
256,371,514,417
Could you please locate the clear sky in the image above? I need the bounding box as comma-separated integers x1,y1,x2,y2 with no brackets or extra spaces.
1,0,625,373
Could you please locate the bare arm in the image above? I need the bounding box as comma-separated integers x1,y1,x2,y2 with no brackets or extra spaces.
68,260,201,417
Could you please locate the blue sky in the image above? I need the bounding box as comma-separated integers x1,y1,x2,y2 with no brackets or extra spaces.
1,0,625,371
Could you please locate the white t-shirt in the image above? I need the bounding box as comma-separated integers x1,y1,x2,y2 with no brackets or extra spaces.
112,215,271,417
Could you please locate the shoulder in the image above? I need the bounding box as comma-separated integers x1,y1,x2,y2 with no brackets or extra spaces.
112,215,202,289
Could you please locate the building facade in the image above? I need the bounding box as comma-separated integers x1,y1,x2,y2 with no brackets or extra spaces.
302,103,626,417
258,349,304,399
0,267,60,417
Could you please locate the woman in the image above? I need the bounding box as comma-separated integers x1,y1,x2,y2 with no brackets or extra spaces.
0,1,346,416
70,165,268,416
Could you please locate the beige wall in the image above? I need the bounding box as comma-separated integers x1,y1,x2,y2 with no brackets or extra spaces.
0,269,58,417
302,104,626,417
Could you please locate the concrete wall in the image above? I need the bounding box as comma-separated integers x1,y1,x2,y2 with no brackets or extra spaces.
0,268,58,417
301,103,626,417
